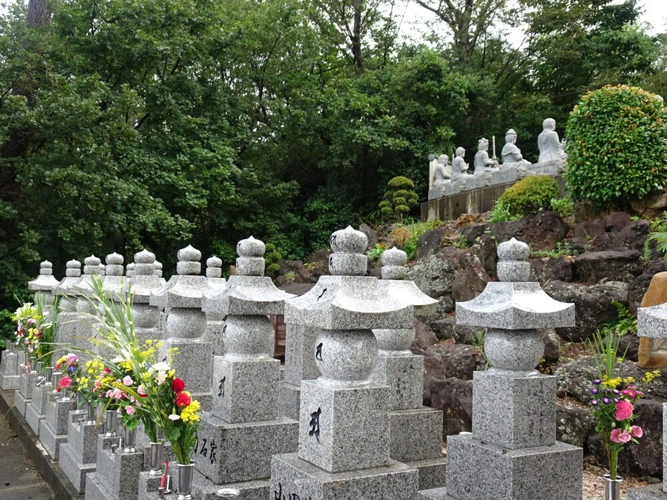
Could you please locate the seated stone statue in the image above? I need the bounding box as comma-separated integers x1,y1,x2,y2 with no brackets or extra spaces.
473,138,499,174
432,154,451,187
501,129,531,169
451,147,471,180
537,118,564,163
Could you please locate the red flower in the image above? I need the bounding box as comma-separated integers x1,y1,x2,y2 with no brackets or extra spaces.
175,392,191,408
172,378,185,393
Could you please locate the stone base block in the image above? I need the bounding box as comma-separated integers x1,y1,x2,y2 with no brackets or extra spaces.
93,444,144,500
25,402,45,435
45,398,77,435
195,413,298,484
137,471,163,500
270,453,419,500
39,418,67,460
409,457,446,490
418,488,449,500
445,435,582,500
281,381,301,421
628,485,667,499
85,473,114,500
164,339,213,395
213,355,280,423
0,371,20,390
472,371,556,449
192,470,269,500
67,418,103,464
14,391,30,417
371,353,423,410
389,407,443,462
59,442,96,493
298,380,390,473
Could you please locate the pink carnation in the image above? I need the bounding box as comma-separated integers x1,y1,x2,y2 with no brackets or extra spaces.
125,405,135,415
58,376,72,389
610,428,632,443
615,400,634,420
122,375,133,386
631,426,643,438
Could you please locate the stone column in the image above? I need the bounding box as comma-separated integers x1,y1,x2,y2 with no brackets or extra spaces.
73,255,104,349
280,322,320,420
194,236,298,498
371,246,446,490
54,259,83,351
627,303,667,499
150,245,214,409
28,260,60,307
270,226,419,500
420,238,582,500
130,250,165,345
39,374,77,460
202,256,227,355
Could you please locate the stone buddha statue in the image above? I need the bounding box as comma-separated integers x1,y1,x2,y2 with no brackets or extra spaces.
501,129,531,169
432,154,451,187
474,138,499,174
451,147,471,180
537,118,564,163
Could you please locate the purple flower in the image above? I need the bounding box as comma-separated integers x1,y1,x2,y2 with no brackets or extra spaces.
593,379,602,385
613,398,619,403
612,390,620,395
591,399,599,406
602,397,610,405
590,387,600,395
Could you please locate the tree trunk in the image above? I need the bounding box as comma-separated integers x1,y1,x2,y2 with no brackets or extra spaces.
27,0,51,28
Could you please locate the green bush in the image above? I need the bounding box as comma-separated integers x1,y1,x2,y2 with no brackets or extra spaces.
378,176,419,223
565,85,667,209
495,175,560,218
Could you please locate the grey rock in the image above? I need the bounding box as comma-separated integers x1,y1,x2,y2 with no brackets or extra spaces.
411,320,439,349
428,318,480,344
630,273,658,315
490,211,569,252
415,229,446,261
617,219,651,250
358,223,378,251
555,404,594,448
543,280,629,342
461,223,488,246
451,256,491,303
573,219,606,239
619,333,640,362
574,250,644,284
470,233,497,278
542,329,561,364
563,237,590,254
529,257,574,284
408,254,457,299
606,211,632,232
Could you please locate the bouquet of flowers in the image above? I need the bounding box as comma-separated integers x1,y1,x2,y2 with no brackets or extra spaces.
589,328,660,479
12,294,59,366
54,352,80,395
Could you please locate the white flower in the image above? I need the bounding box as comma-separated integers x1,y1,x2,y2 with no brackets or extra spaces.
150,362,170,373
168,414,180,421
156,371,167,385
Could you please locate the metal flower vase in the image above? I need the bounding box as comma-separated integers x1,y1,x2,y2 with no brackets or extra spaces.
177,462,195,500
86,403,97,424
149,442,165,476
104,409,117,436
122,425,137,453
603,475,622,500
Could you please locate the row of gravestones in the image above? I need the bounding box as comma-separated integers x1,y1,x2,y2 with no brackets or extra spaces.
5,226,665,499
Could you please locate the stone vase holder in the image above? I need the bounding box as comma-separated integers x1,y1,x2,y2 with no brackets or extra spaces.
149,442,165,476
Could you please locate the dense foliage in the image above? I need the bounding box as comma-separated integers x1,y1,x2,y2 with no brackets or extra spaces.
378,176,420,222
565,85,667,209
496,175,561,218
0,0,664,336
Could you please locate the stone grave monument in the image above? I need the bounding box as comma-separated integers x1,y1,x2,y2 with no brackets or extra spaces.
202,255,227,355
372,246,445,490
150,245,213,410
419,238,582,500
25,360,55,435
627,301,667,499
0,340,20,390
73,255,105,350
53,259,84,351
280,321,320,421
270,226,420,499
194,236,298,499
28,260,60,306
14,351,38,417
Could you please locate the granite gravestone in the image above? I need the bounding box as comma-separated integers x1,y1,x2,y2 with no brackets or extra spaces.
372,247,446,490
420,238,582,500
270,226,419,500
195,237,298,499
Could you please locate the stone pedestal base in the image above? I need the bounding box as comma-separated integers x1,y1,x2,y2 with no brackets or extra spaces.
371,353,423,410
281,381,301,421
419,488,450,500
628,485,667,499
270,453,419,500
389,406,443,462
195,413,298,484
444,434,582,500
164,338,213,410
59,442,97,493
85,441,144,500
25,402,45,435
137,471,162,500
192,470,269,500
39,418,68,460
0,371,20,390
59,418,109,493
14,391,30,417
409,457,446,490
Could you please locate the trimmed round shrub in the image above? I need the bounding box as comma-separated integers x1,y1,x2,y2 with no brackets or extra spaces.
565,85,667,209
497,175,560,217
378,176,419,222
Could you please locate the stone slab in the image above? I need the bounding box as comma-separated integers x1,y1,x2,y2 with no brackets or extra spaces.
389,407,443,462
628,485,667,499
418,488,449,500
25,401,45,435
281,381,301,421
92,441,144,500
192,470,269,500
195,413,299,484
270,453,419,500
298,379,390,473
212,355,280,423
445,434,582,500
38,418,67,460
14,391,30,417
472,371,556,449
284,324,320,385
163,338,213,395
45,398,77,435
409,457,446,490
66,417,104,464
371,353,424,411
58,442,96,493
